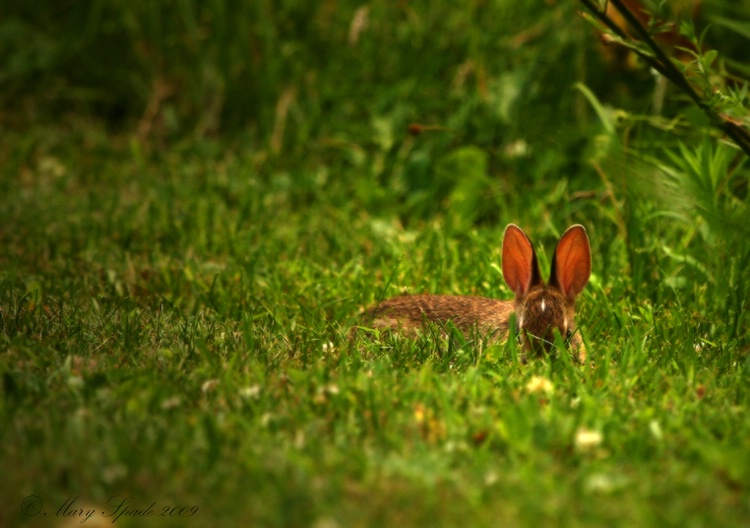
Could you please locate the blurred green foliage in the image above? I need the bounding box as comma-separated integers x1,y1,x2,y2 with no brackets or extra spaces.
0,0,680,141
2,0,750,333
3,2,750,527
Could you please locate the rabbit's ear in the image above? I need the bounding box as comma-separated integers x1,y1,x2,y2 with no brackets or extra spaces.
502,224,543,298
549,225,591,300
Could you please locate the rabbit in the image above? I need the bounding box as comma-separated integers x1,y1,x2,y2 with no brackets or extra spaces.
362,224,592,361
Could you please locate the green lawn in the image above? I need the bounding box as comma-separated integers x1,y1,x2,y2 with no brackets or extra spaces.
2,1,750,527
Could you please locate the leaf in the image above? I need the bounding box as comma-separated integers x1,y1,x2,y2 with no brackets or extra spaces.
575,83,615,134
702,50,718,72
709,16,750,40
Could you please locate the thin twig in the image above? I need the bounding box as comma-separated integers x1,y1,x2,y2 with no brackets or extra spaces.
607,0,703,107
578,0,681,87
579,0,750,158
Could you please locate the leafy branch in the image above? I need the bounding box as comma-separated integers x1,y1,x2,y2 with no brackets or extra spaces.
578,0,750,158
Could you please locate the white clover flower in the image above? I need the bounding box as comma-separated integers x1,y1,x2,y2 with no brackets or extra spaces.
525,376,553,395
575,428,603,451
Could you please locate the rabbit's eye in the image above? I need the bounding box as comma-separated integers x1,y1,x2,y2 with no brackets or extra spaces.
565,330,573,341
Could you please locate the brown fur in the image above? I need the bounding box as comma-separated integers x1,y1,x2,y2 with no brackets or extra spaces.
360,225,592,362
367,294,514,336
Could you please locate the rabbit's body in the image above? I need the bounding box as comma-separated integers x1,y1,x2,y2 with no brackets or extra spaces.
368,294,514,336
362,224,592,361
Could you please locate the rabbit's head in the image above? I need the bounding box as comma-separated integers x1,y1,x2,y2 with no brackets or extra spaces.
502,224,591,355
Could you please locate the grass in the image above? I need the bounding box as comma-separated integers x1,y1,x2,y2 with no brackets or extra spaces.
2,124,749,527
2,1,750,527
